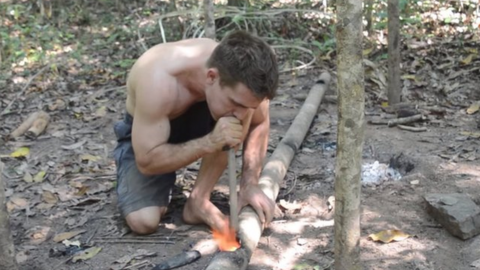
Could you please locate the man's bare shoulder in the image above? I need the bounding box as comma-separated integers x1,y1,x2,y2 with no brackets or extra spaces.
127,71,178,117
171,37,218,47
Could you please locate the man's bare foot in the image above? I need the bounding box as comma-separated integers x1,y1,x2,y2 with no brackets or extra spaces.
183,197,227,231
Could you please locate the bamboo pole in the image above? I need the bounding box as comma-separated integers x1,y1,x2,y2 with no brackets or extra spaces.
205,72,331,270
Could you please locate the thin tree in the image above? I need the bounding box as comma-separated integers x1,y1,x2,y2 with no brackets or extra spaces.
387,0,401,104
334,0,365,269
0,162,19,270
204,0,216,40
365,0,374,35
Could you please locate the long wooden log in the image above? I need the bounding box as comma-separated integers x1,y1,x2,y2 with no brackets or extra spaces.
205,72,331,270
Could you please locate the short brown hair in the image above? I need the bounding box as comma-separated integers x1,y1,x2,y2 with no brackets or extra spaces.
207,30,279,100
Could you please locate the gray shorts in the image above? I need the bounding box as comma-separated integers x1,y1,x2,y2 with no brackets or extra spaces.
113,101,215,217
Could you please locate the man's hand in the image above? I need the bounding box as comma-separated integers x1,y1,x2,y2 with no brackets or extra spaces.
207,116,243,152
238,183,275,227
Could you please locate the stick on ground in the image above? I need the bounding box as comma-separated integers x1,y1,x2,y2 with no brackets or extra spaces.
151,250,201,270
205,72,331,270
397,124,427,132
368,114,424,127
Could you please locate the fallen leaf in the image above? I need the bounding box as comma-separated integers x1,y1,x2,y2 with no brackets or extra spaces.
61,140,87,150
72,246,102,263
24,172,33,183
75,185,89,196
466,103,480,114
86,182,113,195
460,131,480,138
80,154,101,162
62,239,81,247
42,191,58,204
368,229,411,243
48,98,66,111
471,259,480,268
10,147,30,158
111,249,157,270
401,74,418,82
8,197,29,211
36,203,54,210
293,262,321,270
25,226,51,245
53,230,87,242
460,54,476,65
278,199,303,212
33,171,46,182
15,250,29,264
363,47,373,56
95,106,107,117
297,238,308,246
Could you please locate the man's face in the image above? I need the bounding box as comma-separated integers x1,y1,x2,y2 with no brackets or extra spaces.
205,70,262,121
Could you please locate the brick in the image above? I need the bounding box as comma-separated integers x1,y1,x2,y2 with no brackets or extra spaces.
424,193,480,240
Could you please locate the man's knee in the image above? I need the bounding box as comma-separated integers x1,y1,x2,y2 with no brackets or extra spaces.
125,206,166,235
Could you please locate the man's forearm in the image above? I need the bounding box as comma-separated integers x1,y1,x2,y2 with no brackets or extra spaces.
240,120,269,189
138,136,212,175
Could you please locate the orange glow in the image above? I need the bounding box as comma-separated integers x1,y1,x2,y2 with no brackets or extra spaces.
212,223,240,252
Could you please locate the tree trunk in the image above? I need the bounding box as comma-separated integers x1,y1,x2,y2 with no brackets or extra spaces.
204,0,216,40
334,0,365,269
387,0,401,105
0,162,19,270
365,0,374,35
169,0,177,12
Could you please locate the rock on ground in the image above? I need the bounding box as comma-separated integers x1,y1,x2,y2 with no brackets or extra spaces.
424,193,480,240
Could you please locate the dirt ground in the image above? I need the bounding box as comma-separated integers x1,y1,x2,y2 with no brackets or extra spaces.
1,62,480,270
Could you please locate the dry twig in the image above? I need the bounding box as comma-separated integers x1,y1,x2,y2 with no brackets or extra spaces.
397,125,427,132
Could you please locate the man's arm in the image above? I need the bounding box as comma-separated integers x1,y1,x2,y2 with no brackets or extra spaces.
238,99,276,224
240,99,270,189
131,74,212,175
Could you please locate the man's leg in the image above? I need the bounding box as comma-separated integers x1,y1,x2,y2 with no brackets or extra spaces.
113,112,177,235
183,150,229,230
125,206,167,235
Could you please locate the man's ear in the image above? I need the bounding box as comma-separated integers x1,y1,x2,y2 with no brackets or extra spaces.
206,68,219,85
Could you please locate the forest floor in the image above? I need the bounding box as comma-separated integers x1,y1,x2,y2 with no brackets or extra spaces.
1,1,480,269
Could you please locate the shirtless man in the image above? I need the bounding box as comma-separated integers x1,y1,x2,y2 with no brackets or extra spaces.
113,30,279,235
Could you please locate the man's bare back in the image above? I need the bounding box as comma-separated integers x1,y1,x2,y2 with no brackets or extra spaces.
112,31,279,235
125,38,218,119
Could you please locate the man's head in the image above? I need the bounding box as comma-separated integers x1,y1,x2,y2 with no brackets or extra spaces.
205,30,279,120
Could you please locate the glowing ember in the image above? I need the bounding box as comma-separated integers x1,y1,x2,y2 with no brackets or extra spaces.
212,224,240,252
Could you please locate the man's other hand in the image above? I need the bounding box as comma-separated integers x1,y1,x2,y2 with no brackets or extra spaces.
238,184,275,227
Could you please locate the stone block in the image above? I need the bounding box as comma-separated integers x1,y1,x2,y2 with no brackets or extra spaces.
424,193,480,240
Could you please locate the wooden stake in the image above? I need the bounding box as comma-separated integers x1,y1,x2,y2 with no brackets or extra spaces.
205,72,331,270
0,162,19,270
228,149,239,231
